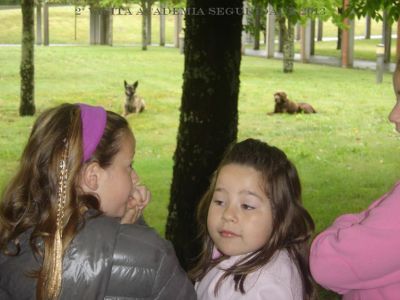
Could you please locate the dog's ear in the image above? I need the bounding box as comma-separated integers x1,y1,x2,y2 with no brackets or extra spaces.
133,81,139,89
281,92,287,99
124,80,128,88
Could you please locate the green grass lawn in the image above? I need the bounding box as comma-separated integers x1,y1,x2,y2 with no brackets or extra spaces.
1,45,398,235
0,10,399,299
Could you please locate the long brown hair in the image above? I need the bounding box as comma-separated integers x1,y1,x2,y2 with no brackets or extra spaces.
0,103,130,299
189,138,316,299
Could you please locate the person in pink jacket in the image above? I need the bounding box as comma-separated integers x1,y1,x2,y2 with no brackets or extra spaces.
310,61,400,300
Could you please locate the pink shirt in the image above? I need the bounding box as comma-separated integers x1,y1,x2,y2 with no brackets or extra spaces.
195,250,303,299
310,181,400,300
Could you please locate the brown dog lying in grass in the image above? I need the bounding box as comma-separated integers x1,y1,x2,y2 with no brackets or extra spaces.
268,91,316,115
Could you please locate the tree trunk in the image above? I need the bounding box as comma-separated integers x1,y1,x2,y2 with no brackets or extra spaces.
166,0,242,270
337,8,342,50
279,16,294,73
310,19,315,56
20,0,35,116
159,2,165,46
43,2,49,46
365,15,371,39
253,4,260,50
383,10,392,64
141,0,147,50
36,2,42,45
278,21,283,52
317,18,323,41
146,0,152,45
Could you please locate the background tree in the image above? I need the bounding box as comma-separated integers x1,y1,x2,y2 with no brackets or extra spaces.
243,0,266,50
20,0,35,116
347,0,400,62
165,0,243,270
347,0,400,22
245,0,341,72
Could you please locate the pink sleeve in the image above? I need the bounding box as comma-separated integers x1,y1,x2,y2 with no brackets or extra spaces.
310,182,400,294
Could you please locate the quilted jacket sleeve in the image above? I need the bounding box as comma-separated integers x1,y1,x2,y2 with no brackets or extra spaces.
106,223,196,300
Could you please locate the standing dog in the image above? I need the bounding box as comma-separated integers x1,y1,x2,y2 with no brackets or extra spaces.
124,80,146,115
269,91,316,114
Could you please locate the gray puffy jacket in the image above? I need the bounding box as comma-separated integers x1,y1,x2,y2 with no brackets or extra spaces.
0,215,196,300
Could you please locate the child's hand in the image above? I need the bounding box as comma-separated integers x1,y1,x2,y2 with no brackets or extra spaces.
120,185,151,224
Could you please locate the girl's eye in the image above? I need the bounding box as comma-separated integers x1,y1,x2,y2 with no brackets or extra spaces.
212,199,224,206
241,204,255,210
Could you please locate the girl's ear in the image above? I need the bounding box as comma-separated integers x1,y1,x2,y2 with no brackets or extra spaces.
80,162,101,191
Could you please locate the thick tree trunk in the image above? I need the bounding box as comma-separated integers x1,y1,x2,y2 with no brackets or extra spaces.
166,0,242,270
279,16,294,73
20,0,35,116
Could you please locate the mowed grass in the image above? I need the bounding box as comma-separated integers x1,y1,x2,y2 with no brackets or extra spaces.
0,45,398,234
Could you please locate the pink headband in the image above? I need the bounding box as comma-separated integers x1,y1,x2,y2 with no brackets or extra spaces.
78,103,107,162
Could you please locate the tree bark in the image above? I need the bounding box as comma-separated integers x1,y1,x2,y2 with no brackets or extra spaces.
166,0,242,270
20,0,35,116
146,0,152,45
317,18,323,41
365,14,371,39
159,2,165,46
279,16,294,73
337,7,343,50
36,2,42,45
253,4,260,50
141,0,147,50
43,2,49,46
310,19,315,56
383,10,392,64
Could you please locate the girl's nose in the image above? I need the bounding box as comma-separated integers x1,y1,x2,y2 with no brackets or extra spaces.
388,101,400,124
222,204,238,223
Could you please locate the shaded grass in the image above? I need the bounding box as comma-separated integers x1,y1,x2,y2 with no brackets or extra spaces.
0,45,398,300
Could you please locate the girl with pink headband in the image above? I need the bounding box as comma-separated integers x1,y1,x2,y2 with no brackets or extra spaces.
0,103,196,299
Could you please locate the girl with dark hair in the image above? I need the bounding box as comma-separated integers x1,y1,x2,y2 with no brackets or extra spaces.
0,103,196,300
191,138,316,299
